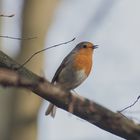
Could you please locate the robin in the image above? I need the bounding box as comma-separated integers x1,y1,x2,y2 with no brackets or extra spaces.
45,42,98,117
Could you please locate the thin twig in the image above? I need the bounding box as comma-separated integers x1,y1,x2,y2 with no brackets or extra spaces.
0,35,37,40
17,37,76,69
0,14,15,17
118,95,140,113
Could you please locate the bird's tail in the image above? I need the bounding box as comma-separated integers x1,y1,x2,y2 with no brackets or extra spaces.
45,103,56,118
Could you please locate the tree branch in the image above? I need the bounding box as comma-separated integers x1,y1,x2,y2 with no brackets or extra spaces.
0,14,15,17
0,50,140,140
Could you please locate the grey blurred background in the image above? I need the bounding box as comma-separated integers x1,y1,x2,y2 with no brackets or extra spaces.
0,0,140,140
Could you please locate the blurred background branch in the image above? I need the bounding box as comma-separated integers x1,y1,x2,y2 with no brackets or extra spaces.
0,14,15,17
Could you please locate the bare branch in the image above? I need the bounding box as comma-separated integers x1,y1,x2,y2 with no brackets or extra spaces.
0,50,140,140
0,14,15,17
0,35,37,40
17,38,75,69
118,96,140,113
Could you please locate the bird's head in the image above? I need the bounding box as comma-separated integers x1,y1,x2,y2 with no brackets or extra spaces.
74,42,98,54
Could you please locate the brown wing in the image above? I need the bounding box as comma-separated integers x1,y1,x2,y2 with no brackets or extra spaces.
51,53,72,83
51,46,76,83
51,61,65,83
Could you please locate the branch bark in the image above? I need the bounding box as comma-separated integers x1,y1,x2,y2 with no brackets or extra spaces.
0,50,140,140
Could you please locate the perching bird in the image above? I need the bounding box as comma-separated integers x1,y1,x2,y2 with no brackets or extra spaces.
45,42,98,117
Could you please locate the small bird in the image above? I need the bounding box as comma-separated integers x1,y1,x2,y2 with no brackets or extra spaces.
45,42,98,117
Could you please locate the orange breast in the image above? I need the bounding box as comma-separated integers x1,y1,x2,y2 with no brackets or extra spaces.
73,48,93,75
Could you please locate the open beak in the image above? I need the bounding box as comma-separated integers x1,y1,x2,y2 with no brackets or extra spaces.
93,45,98,49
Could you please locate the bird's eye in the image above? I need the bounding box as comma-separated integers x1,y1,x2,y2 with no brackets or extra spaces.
83,45,87,48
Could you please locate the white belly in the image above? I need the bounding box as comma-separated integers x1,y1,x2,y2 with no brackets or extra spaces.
57,67,87,90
